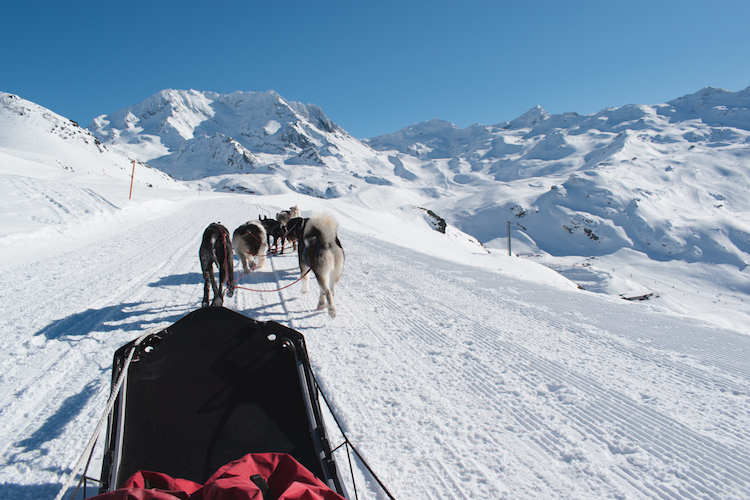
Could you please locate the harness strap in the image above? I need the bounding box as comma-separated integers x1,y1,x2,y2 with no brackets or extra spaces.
250,475,274,500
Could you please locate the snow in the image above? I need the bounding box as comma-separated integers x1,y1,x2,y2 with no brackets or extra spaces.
2,88,750,499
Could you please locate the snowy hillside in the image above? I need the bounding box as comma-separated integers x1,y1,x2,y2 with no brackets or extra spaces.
0,92,187,239
370,86,750,264
368,87,750,330
2,87,750,499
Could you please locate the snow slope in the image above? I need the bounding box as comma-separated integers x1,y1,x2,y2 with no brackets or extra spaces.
1,94,750,498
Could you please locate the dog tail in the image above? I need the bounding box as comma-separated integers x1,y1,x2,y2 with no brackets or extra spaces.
305,213,339,248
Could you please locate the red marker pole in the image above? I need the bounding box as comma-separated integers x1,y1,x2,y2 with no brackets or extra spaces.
129,160,136,199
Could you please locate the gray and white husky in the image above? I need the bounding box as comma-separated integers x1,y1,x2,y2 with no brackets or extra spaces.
298,214,345,318
232,220,268,273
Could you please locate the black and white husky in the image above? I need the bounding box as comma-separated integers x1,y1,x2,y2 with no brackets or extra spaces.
259,216,286,254
298,214,345,318
199,223,234,308
232,220,268,273
284,216,306,253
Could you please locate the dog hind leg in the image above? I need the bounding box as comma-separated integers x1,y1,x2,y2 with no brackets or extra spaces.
202,268,212,307
200,251,213,307
299,248,311,293
315,270,337,318
255,242,268,270
240,252,250,274
207,264,221,306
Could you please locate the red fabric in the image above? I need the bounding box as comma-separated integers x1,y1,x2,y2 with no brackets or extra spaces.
90,453,346,500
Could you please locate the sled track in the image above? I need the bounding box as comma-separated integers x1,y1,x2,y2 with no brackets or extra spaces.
300,231,750,499
400,279,750,498
0,200,247,478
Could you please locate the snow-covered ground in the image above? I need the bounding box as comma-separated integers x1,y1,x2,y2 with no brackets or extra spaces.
1,154,750,500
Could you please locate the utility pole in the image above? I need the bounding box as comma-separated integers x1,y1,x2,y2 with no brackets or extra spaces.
507,220,512,256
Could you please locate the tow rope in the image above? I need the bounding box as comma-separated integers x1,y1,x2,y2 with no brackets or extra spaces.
231,242,311,294
233,267,311,293
309,369,396,500
53,329,155,500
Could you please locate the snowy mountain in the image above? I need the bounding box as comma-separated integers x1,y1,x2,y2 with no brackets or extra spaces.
0,92,187,238
371,86,750,273
88,89,395,198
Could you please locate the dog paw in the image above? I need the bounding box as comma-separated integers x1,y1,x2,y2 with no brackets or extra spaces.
202,301,209,308
328,308,337,318
226,288,234,298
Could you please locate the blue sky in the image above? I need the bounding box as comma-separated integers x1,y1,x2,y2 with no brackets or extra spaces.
2,0,749,139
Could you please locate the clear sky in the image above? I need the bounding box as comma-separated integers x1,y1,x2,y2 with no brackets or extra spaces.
2,0,749,139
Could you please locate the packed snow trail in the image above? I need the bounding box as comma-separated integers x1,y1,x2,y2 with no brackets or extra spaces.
0,193,749,499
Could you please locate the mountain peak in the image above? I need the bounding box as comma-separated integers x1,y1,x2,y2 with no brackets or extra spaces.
508,105,551,129
665,85,750,130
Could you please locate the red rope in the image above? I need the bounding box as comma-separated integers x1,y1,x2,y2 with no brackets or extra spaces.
228,229,301,293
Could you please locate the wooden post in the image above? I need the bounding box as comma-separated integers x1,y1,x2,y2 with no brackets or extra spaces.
129,160,136,200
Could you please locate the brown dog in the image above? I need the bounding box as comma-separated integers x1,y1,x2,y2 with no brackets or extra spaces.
199,223,234,307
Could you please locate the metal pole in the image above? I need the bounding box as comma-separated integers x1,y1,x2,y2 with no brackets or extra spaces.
129,160,136,199
507,220,511,256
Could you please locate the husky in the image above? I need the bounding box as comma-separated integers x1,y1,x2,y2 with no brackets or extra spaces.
199,223,234,308
279,207,302,251
284,216,307,252
276,205,301,226
260,216,286,254
298,214,345,318
232,220,268,274
276,209,291,226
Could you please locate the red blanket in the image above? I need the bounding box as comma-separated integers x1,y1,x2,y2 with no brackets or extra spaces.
91,453,346,500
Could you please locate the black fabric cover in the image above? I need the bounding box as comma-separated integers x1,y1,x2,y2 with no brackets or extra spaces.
100,308,336,491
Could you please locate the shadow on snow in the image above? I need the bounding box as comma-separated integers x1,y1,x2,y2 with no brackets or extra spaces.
34,302,187,340
16,381,100,453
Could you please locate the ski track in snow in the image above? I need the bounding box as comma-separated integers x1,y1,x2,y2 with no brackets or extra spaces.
1,195,749,499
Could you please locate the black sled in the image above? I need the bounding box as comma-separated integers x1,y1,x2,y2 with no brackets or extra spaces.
97,307,345,496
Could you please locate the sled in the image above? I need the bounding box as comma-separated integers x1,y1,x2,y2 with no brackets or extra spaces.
97,307,346,497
